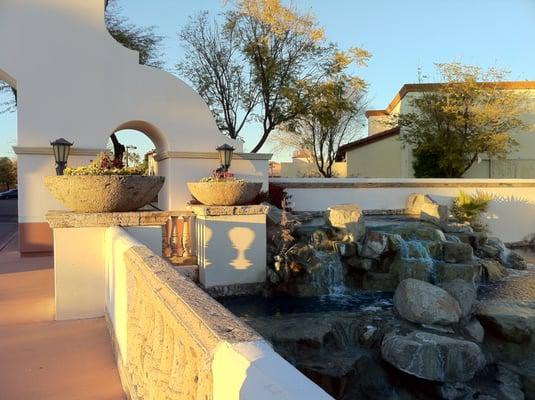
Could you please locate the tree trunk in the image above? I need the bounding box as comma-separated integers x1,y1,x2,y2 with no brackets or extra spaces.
250,129,271,153
110,133,125,168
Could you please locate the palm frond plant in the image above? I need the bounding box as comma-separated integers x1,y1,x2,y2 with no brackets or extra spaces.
451,190,494,231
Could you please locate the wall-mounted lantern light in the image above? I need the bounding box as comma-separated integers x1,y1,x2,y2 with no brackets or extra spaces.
216,144,235,172
50,138,74,175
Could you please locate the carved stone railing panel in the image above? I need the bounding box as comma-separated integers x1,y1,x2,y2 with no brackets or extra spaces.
120,245,260,400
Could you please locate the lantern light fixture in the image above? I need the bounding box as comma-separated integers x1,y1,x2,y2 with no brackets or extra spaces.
50,138,74,175
216,143,235,172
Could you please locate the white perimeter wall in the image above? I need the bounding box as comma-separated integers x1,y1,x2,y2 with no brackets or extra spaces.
271,178,535,243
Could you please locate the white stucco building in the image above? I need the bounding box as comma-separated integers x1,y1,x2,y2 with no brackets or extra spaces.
337,82,535,178
0,0,270,254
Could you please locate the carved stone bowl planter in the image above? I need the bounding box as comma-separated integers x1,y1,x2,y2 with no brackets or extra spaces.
187,181,262,206
44,175,165,212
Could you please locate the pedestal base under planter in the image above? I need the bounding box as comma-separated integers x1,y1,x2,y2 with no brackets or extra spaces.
188,205,269,289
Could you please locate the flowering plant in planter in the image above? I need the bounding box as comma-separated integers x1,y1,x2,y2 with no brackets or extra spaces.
188,169,261,206
64,153,147,176
199,169,243,183
44,152,164,213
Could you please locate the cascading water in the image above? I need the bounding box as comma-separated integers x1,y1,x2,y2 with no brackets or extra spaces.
308,250,347,295
398,238,437,283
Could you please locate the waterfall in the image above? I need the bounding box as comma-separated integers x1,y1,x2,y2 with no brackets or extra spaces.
308,251,346,295
398,239,437,283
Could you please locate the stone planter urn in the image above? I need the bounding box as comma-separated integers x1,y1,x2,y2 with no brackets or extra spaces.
187,181,262,206
44,175,165,212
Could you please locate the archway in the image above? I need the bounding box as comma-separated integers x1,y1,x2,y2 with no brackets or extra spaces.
108,120,167,175
107,123,160,174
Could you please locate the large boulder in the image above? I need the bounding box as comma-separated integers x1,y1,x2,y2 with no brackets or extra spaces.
285,243,318,273
326,204,365,243
496,364,525,400
265,203,283,225
443,242,474,263
439,279,477,318
297,348,372,399
441,222,474,234
393,279,462,325
381,331,485,382
406,193,449,225
376,222,446,242
476,301,535,344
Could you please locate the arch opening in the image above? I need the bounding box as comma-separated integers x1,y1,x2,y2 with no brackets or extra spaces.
107,122,163,176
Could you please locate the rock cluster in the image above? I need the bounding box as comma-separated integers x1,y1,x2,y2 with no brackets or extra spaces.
266,197,528,297
261,195,535,399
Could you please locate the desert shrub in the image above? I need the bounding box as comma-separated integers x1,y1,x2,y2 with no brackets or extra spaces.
65,153,147,176
452,190,494,230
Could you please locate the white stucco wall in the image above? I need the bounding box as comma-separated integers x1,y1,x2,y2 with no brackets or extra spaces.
53,223,162,321
0,0,270,245
271,178,535,243
195,213,267,288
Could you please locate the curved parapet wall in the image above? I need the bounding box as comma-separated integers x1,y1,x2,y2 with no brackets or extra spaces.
0,0,235,152
0,0,272,253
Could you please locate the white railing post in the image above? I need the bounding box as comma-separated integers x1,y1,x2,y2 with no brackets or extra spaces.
182,215,191,258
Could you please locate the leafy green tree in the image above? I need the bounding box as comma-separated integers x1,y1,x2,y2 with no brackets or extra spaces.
0,157,17,190
398,63,534,178
178,0,370,153
178,12,258,140
276,49,369,177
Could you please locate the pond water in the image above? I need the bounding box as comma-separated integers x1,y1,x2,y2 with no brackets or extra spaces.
221,247,535,319
218,291,393,318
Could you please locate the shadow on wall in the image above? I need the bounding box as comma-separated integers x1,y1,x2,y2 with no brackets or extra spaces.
199,217,265,286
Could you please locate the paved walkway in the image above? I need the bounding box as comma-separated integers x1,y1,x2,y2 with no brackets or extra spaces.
0,237,125,400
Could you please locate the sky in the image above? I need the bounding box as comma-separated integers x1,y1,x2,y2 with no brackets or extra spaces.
1,0,535,161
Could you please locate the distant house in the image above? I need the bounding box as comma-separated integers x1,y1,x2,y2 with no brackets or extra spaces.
280,150,347,177
337,82,535,178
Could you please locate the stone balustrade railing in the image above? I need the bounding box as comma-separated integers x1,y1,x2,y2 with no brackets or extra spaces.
105,226,332,400
161,211,196,264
